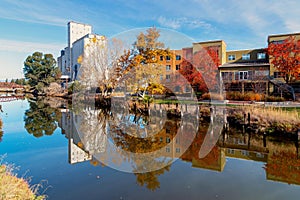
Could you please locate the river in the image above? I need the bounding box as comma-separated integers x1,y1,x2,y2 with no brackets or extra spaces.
0,97,300,200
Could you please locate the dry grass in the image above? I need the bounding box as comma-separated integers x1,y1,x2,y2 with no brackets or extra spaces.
0,164,45,200
242,106,300,126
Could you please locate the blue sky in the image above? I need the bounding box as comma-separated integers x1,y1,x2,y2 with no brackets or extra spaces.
0,0,300,80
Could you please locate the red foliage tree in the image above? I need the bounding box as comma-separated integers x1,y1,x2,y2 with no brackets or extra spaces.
179,47,220,93
267,36,300,84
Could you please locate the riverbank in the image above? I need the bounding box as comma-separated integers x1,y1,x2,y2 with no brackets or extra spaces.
125,99,300,136
0,165,45,200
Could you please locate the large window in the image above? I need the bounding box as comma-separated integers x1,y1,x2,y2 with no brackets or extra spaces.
166,65,171,71
228,54,235,61
242,54,250,60
166,55,171,61
239,71,248,80
160,55,164,61
176,64,180,70
257,53,266,60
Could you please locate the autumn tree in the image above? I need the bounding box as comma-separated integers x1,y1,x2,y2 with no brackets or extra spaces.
119,27,170,98
179,47,220,94
267,36,300,84
23,52,61,92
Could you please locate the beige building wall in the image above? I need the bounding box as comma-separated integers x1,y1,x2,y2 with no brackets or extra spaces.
192,40,227,65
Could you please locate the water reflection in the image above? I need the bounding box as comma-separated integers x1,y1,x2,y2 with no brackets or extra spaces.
21,98,300,189
24,98,62,137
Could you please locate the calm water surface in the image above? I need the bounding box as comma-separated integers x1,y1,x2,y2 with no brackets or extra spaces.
1,98,300,200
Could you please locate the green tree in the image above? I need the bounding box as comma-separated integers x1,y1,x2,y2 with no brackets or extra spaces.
15,79,20,85
23,52,61,92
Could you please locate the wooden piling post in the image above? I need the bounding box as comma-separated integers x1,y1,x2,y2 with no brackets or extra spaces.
247,112,251,126
263,132,267,148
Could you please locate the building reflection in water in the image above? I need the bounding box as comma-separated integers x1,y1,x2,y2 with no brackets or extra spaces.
57,105,300,186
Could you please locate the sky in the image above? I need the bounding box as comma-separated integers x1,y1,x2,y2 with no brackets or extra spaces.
0,0,300,80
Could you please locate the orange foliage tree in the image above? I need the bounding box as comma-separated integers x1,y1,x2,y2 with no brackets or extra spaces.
267,36,300,84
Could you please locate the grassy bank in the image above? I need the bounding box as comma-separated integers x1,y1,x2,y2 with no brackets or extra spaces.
229,105,300,134
0,165,45,200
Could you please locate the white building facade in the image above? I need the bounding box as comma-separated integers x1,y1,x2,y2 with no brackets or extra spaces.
58,21,104,81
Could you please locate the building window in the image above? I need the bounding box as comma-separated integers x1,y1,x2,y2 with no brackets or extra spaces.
176,148,180,153
160,55,164,61
166,74,171,81
176,55,181,60
257,53,266,60
241,150,249,156
185,86,191,92
228,54,235,61
222,72,234,81
166,56,171,61
256,153,264,158
176,65,180,70
227,149,235,154
239,71,248,80
271,40,284,45
160,75,163,80
274,72,284,78
166,147,170,153
242,54,250,60
166,137,171,143
222,72,232,81
234,72,239,80
255,70,269,77
166,65,171,71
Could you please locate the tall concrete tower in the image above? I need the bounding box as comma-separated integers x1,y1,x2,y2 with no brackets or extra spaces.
67,22,92,79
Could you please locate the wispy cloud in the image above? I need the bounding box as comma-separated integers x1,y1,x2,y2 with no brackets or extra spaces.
0,0,68,26
157,16,212,30
0,39,64,55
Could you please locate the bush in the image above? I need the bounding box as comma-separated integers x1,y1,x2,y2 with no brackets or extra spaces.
225,91,286,102
265,95,285,102
201,93,224,100
226,92,265,101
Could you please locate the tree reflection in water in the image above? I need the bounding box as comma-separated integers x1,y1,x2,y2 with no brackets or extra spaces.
135,165,170,191
21,97,300,190
24,98,62,138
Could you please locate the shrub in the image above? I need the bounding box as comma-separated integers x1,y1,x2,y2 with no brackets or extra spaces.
201,93,224,100
265,95,285,102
